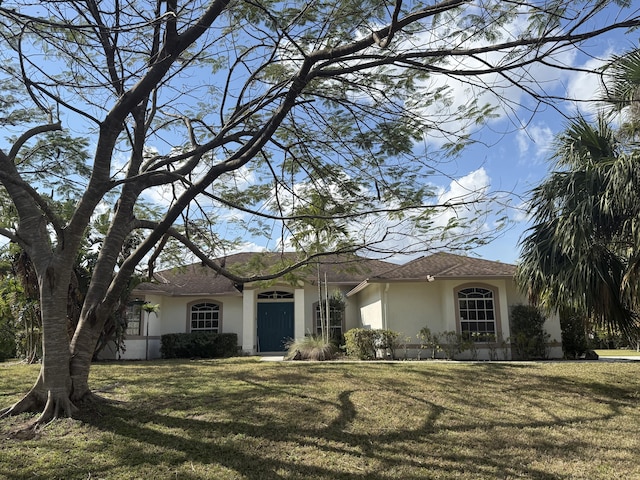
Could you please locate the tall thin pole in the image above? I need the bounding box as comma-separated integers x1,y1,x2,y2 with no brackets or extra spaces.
145,310,149,361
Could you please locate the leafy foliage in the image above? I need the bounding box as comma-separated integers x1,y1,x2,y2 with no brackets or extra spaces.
417,326,440,359
344,328,378,360
160,332,238,359
438,331,470,360
344,328,400,360
559,308,589,359
510,305,550,360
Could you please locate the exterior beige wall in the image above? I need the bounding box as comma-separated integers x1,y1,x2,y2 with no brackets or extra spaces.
342,289,360,332
354,284,384,330
383,282,444,338
366,279,513,340
119,293,243,360
128,283,363,357
242,289,256,353
117,274,564,360
302,285,321,335
351,277,564,360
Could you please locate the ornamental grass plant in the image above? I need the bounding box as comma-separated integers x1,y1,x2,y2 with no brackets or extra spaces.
285,335,340,361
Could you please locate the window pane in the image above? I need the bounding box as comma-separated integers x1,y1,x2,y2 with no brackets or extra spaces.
315,303,344,338
125,302,143,336
457,287,496,342
190,302,221,332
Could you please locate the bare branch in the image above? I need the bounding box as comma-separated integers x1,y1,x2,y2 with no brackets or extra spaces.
373,0,403,48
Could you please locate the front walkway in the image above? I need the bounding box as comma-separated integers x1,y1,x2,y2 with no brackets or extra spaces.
260,354,285,361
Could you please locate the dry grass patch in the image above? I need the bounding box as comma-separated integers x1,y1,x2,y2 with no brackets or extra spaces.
1,359,639,479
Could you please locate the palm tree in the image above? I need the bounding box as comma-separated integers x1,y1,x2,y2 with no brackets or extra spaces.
601,48,640,138
517,48,640,340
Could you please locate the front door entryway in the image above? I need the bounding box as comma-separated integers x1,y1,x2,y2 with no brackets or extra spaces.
257,302,294,352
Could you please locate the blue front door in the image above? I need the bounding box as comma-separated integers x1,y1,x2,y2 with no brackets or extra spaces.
257,302,294,352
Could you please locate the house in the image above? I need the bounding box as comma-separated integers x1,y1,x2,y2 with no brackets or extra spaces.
102,251,563,360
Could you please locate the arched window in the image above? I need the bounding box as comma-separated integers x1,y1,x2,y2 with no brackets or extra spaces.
189,302,221,332
257,290,294,299
457,287,497,342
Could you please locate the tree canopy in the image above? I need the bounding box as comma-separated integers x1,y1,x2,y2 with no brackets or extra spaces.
1,0,639,426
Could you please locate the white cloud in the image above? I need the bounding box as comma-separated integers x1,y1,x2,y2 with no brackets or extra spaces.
438,167,490,204
511,200,531,224
344,168,495,261
429,167,492,231
392,13,582,149
565,53,613,116
516,123,554,161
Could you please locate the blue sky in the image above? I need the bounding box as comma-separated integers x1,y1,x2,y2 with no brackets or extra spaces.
4,2,638,269
95,4,640,267
425,28,640,265
207,8,640,267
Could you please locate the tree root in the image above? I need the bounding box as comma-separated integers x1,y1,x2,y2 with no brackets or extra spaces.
0,390,42,419
1,387,78,432
5,424,41,441
35,390,78,427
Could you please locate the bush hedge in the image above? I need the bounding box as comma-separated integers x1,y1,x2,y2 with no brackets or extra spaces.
559,307,588,359
161,332,238,359
344,328,399,360
510,304,550,360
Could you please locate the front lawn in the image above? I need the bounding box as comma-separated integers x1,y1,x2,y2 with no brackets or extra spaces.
595,349,640,357
1,358,639,479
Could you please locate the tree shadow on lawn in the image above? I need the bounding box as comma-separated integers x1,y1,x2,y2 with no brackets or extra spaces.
65,363,640,480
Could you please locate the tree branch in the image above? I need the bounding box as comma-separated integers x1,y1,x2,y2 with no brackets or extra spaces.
133,219,361,284
8,121,62,162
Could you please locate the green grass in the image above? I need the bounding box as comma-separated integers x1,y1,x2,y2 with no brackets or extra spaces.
1,358,640,480
595,349,640,356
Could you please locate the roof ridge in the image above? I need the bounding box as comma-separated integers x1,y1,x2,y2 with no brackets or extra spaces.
373,255,426,278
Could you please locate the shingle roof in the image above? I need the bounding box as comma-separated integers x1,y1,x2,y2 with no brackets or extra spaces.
372,252,516,280
134,251,515,297
134,252,395,296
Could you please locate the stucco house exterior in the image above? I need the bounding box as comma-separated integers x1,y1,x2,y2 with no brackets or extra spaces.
103,251,563,360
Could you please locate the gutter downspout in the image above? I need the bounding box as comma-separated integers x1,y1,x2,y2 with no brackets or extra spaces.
383,283,390,330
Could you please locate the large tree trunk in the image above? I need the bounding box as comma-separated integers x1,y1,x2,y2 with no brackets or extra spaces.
38,277,76,421
69,309,109,402
1,266,79,425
